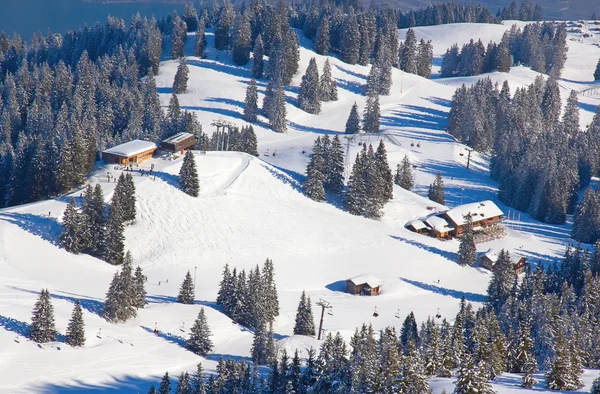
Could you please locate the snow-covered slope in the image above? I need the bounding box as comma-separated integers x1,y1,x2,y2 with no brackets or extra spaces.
1,21,599,393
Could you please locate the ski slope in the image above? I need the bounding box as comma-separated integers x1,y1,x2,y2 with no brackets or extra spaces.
1,21,600,393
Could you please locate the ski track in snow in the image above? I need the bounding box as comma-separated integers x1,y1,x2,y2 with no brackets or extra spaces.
0,22,599,393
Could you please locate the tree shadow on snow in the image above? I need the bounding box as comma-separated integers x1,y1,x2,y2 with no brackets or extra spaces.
0,314,31,337
399,277,487,303
389,234,457,263
334,64,367,81
146,294,219,310
424,96,452,108
205,97,245,109
336,78,364,95
0,212,62,246
141,325,186,347
151,170,182,190
288,121,338,135
264,164,304,193
380,106,448,132
188,59,250,79
8,286,104,317
157,87,173,95
34,375,163,394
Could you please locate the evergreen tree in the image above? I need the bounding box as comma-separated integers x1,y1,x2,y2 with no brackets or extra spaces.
341,10,360,65
147,385,156,394
133,266,147,309
179,150,200,197
546,331,584,390
186,308,213,356
269,83,287,133
595,58,600,81
298,58,321,115
362,93,380,133
104,190,125,265
29,289,57,343
60,197,83,254
395,155,415,190
345,153,367,216
175,372,192,394
453,355,496,394
324,135,345,195
591,377,600,394
345,102,361,134
457,214,477,266
487,250,516,312
243,79,259,122
252,34,264,79
65,300,86,347
315,17,330,55
194,17,207,57
375,140,394,203
232,13,252,66
178,270,195,304
262,258,280,322
293,291,316,336
400,29,418,74
251,322,274,365
303,141,326,202
319,60,337,102
173,58,189,94
416,39,433,78
158,372,172,394
427,172,445,205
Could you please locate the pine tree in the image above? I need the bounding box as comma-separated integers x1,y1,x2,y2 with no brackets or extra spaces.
252,34,264,79
29,289,57,343
341,10,360,65
319,60,337,102
232,12,252,66
315,17,330,55
262,258,280,322
179,150,200,197
363,93,380,133
147,385,157,394
487,250,516,313
186,308,213,356
65,300,86,347
178,270,195,304
345,153,367,216
395,155,415,190
243,79,259,122
427,172,445,205
345,102,361,134
270,83,287,133
251,322,273,365
194,17,207,57
192,362,206,393
375,140,394,203
453,355,496,394
158,372,172,394
546,331,584,390
457,215,477,266
595,58,600,81
60,197,82,254
173,58,189,94
293,291,316,336
416,39,433,78
104,190,125,265
303,138,326,202
324,135,345,195
400,29,418,74
133,266,147,309
298,58,321,115
175,372,192,394
591,376,600,394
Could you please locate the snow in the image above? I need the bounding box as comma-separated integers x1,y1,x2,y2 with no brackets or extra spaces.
425,215,455,233
102,140,158,158
443,200,504,227
407,219,429,231
1,22,600,393
348,275,381,288
162,132,194,145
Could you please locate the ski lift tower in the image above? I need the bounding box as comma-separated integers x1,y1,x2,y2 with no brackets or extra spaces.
211,119,236,151
316,298,333,340
343,135,356,181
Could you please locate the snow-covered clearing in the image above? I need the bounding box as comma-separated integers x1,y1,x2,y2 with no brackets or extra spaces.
1,22,599,392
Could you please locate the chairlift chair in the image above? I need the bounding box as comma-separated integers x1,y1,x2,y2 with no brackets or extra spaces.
411,142,415,147
417,143,421,148
302,148,306,154
327,308,333,316
97,328,102,339
373,307,379,318
435,308,442,319
264,149,270,157
272,150,277,157
395,309,401,319
179,322,185,332
14,336,20,343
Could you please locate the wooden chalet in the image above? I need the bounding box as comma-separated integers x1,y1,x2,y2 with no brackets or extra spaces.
346,275,381,296
102,140,158,165
440,200,504,236
480,249,528,274
160,132,196,154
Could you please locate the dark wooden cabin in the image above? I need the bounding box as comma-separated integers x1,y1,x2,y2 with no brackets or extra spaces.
346,275,381,296
160,132,196,154
102,140,158,165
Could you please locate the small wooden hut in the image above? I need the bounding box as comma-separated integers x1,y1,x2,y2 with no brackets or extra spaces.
102,140,157,165
346,275,381,296
160,132,196,154
480,249,528,274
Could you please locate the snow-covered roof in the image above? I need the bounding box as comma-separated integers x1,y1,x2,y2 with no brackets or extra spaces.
163,132,195,144
482,249,523,265
406,220,430,231
103,140,158,157
443,200,503,227
424,215,454,233
348,275,380,288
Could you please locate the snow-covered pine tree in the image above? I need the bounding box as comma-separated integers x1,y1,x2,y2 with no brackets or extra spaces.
427,172,445,204
345,153,367,216
179,150,200,197
319,60,337,102
395,155,415,190
173,58,189,94
175,372,192,394
263,79,275,120
487,249,516,313
262,258,280,323
241,125,259,156
60,197,82,253
147,385,157,394
324,135,345,195
29,289,57,343
171,15,187,60
457,214,477,266
402,340,432,393
243,79,259,122
400,28,418,74
591,376,600,394
103,272,122,323
293,291,316,336
595,58,600,81
186,308,213,356
177,270,195,304
283,29,300,86
375,140,393,203
65,299,86,347
270,83,287,133
345,102,361,134
571,188,600,244
251,322,273,365
252,34,264,79
232,12,252,66
340,9,360,65
133,266,147,309
194,17,207,57
118,251,137,321
81,184,106,257
453,355,496,394
191,362,206,393
362,93,380,133
416,39,433,78
104,190,125,265
303,149,326,202
158,372,171,394
298,58,321,115
545,330,584,390
214,1,234,50
315,17,330,55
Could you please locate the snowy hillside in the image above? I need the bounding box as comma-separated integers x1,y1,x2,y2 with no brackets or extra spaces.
1,21,600,393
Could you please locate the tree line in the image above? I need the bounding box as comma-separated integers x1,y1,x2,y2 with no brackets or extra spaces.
448,76,593,225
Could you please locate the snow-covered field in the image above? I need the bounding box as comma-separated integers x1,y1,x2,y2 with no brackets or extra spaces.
1,22,600,393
